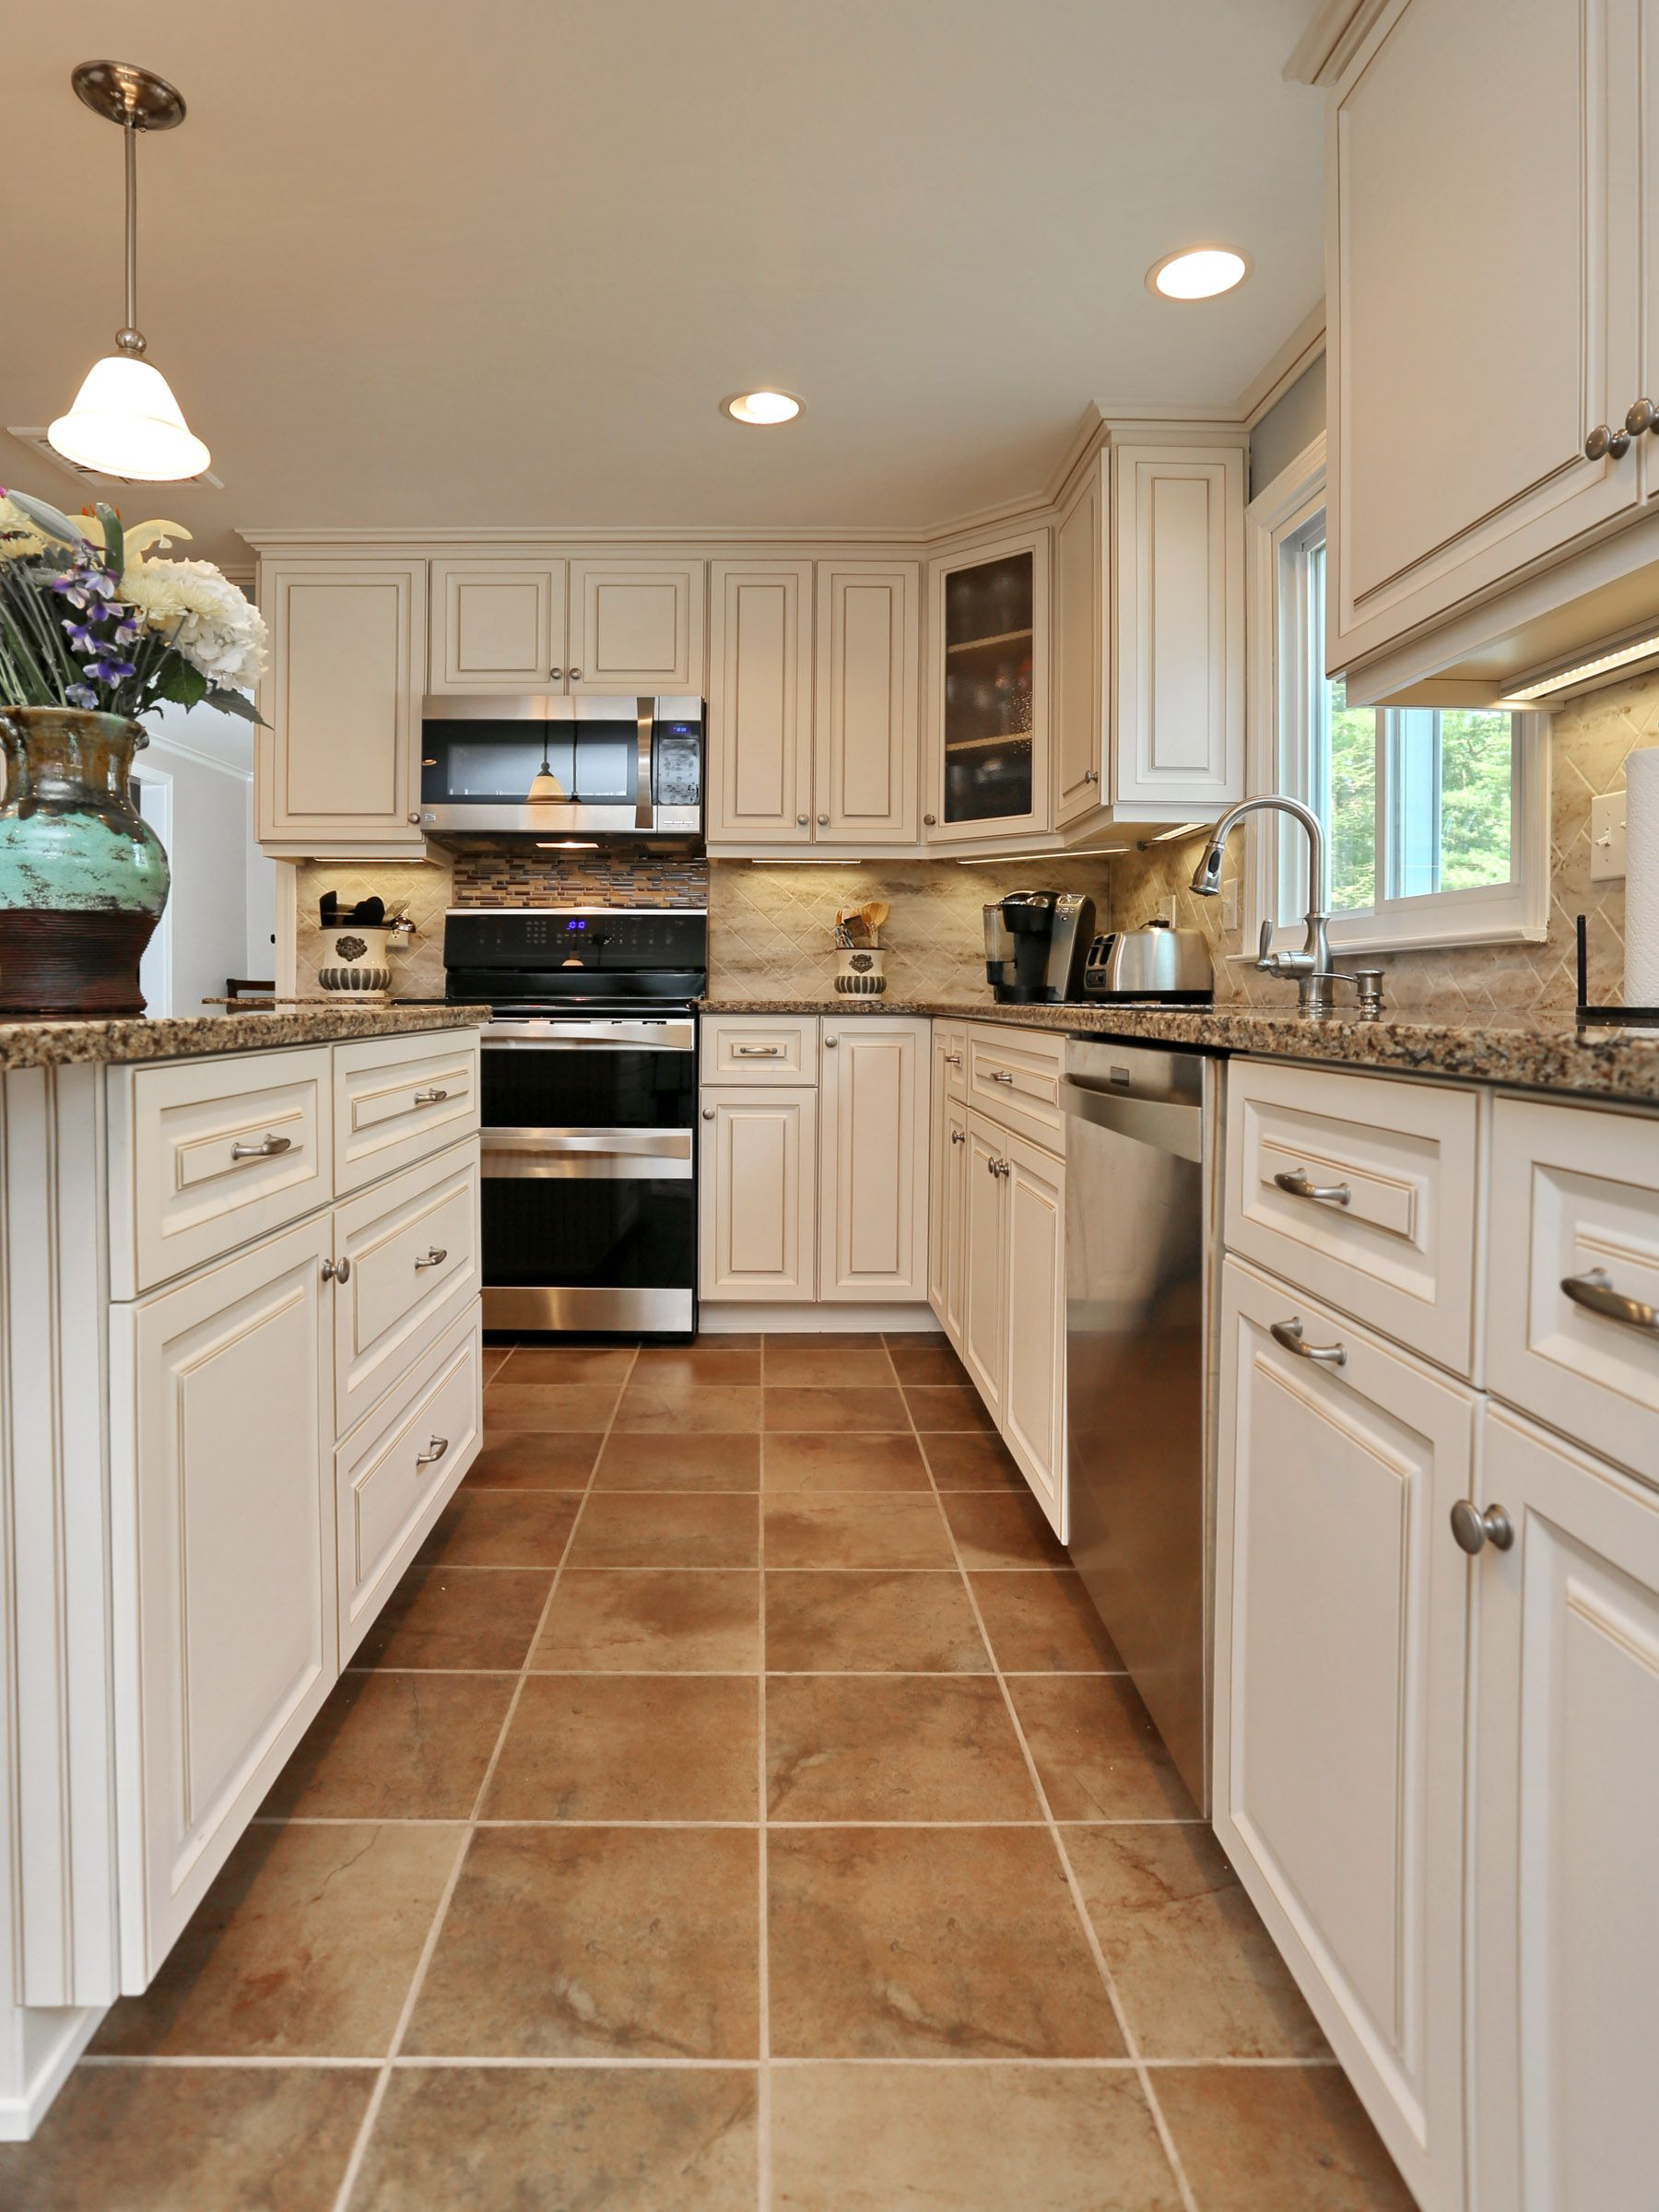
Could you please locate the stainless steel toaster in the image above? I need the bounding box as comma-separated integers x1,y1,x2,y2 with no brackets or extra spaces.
1081,921,1214,1002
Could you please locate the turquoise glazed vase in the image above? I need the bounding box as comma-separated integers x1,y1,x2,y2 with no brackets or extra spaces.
0,708,171,1018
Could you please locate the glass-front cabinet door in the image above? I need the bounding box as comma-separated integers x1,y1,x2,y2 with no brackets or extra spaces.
926,529,1049,843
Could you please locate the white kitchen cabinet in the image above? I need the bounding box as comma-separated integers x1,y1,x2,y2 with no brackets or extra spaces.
257,561,427,858
814,559,921,844
1053,459,1106,827
567,559,705,692
706,561,815,843
818,1018,930,1302
927,1023,968,1330
961,1111,1009,1422
999,1128,1067,1536
109,1214,335,1984
1469,1404,1659,2212
1213,1254,1473,2212
331,1139,480,1434
429,559,567,691
925,531,1049,845
699,1086,818,1300
1327,0,1643,677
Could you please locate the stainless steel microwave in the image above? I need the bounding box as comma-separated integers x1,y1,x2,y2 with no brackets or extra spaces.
418,694,703,846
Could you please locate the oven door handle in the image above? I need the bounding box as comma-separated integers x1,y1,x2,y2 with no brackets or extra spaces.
482,1126,693,1158
482,1020,696,1053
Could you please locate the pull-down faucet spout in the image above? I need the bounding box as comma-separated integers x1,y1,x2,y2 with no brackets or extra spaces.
1188,794,1356,1019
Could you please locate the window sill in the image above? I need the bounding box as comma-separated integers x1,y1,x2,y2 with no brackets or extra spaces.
1239,912,1549,962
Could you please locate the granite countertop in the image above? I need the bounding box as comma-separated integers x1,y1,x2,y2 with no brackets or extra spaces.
0,1002,490,1072
701,995,1659,1105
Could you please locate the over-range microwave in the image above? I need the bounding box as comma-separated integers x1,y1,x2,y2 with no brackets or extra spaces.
418,694,704,847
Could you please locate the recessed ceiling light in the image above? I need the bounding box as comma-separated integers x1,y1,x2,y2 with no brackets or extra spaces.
720,389,803,426
1147,247,1251,301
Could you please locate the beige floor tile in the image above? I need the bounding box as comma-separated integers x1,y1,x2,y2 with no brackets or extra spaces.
1065,1824,1329,2058
1008,1676,1200,1820
351,1565,553,1671
767,1826,1124,2058
416,1488,580,1569
350,2066,759,2212
766,1676,1039,1820
763,1494,956,1569
970,1571,1124,1672
465,1431,601,1490
93,1823,461,2057
482,1673,759,1820
884,1337,971,1385
941,1490,1070,1568
763,1384,910,1431
761,1433,930,1491
904,1382,998,1431
533,1569,760,1672
594,1431,761,1490
568,1492,759,1567
632,1337,762,1384
260,1670,515,1820
924,1430,1027,1491
0,2064,376,2212
480,1345,512,1383
762,1340,897,1385
765,1330,888,1349
1156,2064,1416,2210
497,1345,638,1385
612,1379,765,1431
765,1570,989,1672
481,1381,624,1432
770,2064,1181,2212
405,1826,760,2058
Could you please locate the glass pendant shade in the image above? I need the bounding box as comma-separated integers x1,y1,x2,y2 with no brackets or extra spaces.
526,756,566,802
48,352,210,482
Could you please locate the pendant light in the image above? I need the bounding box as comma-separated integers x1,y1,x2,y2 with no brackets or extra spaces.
526,747,567,803
48,61,211,484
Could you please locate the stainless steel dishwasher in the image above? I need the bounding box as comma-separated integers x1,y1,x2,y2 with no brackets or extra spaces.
1062,1038,1221,1814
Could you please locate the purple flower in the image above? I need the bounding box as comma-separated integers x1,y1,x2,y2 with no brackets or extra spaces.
65,684,98,710
112,616,142,643
50,574,92,609
63,618,103,652
83,656,135,684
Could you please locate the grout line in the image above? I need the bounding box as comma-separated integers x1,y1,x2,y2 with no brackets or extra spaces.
249,1814,1206,1830
326,1340,641,2212
900,1373,1206,2212
76,2050,1345,2073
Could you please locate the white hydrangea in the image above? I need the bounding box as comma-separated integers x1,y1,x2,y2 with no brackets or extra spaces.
120,556,270,693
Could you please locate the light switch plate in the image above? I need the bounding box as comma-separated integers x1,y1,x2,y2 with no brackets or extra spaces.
1592,791,1627,880
1221,880,1241,933
1159,894,1178,927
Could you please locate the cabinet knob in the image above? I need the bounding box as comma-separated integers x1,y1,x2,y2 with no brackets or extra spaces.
568,667,582,681
824,1035,838,1048
549,666,564,679
1450,1499,1514,1556
950,1127,966,1145
1627,398,1658,438
1083,768,1100,784
701,1107,714,1120
1585,422,1631,462
322,1256,352,1285
796,814,809,827
924,813,937,826
817,813,830,826
407,810,422,824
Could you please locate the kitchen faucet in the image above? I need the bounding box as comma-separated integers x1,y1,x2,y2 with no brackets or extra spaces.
1188,795,1384,1019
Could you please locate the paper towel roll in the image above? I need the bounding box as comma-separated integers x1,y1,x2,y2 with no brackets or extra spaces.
1624,747,1659,1007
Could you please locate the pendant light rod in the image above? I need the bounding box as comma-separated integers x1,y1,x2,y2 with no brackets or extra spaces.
120,118,143,353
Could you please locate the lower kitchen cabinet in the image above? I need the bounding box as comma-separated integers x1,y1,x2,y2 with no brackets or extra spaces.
699,1086,818,1300
818,1018,929,1301
960,1112,1008,1423
109,1214,336,1985
1470,1406,1659,2212
1214,1255,1473,2212
1000,1129,1066,1535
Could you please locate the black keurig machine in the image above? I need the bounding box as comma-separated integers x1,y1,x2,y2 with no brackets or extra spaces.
982,890,1095,1002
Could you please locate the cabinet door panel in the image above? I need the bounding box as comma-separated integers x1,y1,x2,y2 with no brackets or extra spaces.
1330,0,1641,666
1054,458,1107,825
699,1087,817,1300
112,1217,334,1985
942,1099,970,1351
815,561,920,842
258,563,426,854
961,1112,1007,1418
707,561,814,843
818,1019,929,1301
1001,1133,1066,1538
430,560,565,691
568,560,704,691
926,531,1049,845
1214,1256,1470,2210
1472,1407,1659,2212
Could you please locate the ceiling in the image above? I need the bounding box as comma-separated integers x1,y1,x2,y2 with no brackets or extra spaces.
5,2,1325,570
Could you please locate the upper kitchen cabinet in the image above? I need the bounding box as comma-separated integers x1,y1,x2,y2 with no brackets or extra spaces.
426,556,704,695
1325,0,1650,698
924,532,1050,845
815,559,921,844
706,561,815,843
257,561,427,860
1053,461,1105,826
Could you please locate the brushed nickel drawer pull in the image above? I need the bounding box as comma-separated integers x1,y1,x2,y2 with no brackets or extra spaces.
416,1436,449,1468
1270,1316,1346,1368
230,1134,293,1161
734,1044,782,1057
989,1069,1016,1086
1560,1267,1659,1335
413,1086,449,1106
1274,1168,1351,1206
322,1257,352,1285
414,1246,448,1270
945,1052,962,1065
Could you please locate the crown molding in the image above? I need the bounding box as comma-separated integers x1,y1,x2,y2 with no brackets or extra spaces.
1235,302,1327,427
1284,0,1390,85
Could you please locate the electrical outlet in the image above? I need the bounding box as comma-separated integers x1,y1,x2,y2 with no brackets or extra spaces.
1592,791,1628,880
1159,894,1178,927
1221,880,1241,933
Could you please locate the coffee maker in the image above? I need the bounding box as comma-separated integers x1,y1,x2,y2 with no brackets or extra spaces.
982,890,1095,1003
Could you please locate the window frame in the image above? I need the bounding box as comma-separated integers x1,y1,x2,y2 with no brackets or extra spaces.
1243,435,1551,960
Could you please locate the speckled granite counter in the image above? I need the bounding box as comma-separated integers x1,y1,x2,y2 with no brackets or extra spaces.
702,996,1659,1106
0,1003,489,1072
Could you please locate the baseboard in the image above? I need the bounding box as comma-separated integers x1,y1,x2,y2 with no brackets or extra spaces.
0,2003,104,2141
699,1302,942,1334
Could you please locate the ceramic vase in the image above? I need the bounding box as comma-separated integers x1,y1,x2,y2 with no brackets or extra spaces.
318,924,394,1001
833,947,887,995
0,707,171,1018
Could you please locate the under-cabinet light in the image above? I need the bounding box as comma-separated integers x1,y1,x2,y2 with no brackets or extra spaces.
535,840,598,850
1494,630,1659,706
955,846,1132,864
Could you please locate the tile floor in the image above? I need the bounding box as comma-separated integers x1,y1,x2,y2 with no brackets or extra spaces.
1,1332,1417,2211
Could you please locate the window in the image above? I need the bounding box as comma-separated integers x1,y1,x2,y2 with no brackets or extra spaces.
1248,441,1547,957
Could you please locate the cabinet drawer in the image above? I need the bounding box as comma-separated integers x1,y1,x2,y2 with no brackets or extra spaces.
934,1020,969,1101
968,1023,1066,1149
336,1301,481,1660
1487,1097,1659,1482
332,1030,479,1193
1225,1059,1479,1374
333,1138,481,1436
113,1047,334,1296
701,1015,819,1083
